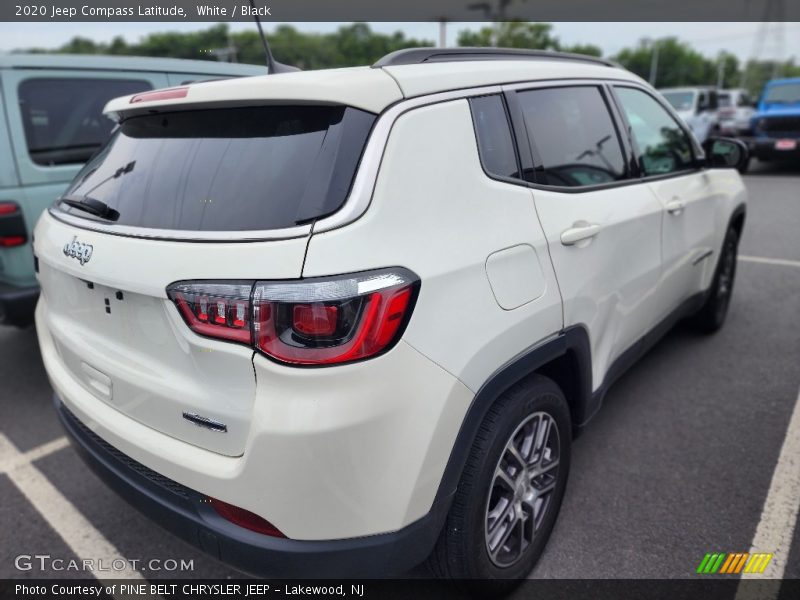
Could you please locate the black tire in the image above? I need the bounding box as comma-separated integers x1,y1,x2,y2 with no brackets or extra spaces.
691,227,739,334
427,374,571,587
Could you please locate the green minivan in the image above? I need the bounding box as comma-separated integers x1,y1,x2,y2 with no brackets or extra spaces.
0,53,265,326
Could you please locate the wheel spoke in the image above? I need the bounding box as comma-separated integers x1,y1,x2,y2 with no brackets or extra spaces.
532,476,557,496
506,443,527,470
495,468,516,492
488,505,519,559
487,497,514,536
531,416,552,466
530,458,559,480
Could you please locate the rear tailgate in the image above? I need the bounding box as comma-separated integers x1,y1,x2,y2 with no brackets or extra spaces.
35,213,309,457
34,100,378,457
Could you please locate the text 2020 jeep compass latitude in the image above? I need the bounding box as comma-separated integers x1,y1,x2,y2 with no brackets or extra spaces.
34,48,748,580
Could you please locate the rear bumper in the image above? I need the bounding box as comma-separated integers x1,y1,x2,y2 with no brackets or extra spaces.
0,281,38,326
55,394,448,577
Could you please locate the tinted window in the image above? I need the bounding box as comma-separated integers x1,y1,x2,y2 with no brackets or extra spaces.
764,83,800,104
18,78,151,166
59,105,375,232
718,93,732,108
662,91,695,112
517,86,627,187
469,95,519,179
615,87,695,176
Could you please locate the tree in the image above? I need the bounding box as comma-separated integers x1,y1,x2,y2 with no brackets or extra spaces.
614,38,716,88
457,22,559,50
561,43,603,57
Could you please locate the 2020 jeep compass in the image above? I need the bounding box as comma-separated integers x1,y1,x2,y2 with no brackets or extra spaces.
34,48,748,580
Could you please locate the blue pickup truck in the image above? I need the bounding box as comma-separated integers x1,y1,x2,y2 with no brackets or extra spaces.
0,54,264,327
747,77,800,166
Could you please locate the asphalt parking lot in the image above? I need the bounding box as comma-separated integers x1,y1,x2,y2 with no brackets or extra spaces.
1,159,798,584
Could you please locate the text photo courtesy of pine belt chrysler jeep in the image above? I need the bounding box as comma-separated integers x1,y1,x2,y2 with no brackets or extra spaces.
33,48,748,582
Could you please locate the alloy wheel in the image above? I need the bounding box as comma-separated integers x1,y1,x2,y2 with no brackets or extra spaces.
484,411,561,568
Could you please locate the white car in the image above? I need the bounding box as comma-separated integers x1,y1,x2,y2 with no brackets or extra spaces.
717,88,756,136
660,86,721,142
34,48,748,581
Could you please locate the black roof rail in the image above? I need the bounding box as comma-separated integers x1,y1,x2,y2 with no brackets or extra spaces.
372,47,617,69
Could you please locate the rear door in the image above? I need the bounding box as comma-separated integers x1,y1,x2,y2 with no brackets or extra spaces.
508,83,664,390
612,85,718,319
35,102,375,457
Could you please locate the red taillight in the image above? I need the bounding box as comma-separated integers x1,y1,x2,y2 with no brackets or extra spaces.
170,282,253,345
0,235,26,248
0,202,19,216
292,304,339,336
130,87,189,104
209,498,285,538
167,268,419,366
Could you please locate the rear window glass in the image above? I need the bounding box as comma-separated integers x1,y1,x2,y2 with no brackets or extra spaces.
18,78,152,166
58,105,376,232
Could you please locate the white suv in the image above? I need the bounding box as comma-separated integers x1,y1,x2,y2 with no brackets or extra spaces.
34,48,748,581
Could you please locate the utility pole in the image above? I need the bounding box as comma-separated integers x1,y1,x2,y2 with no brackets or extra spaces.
716,53,726,89
438,20,448,48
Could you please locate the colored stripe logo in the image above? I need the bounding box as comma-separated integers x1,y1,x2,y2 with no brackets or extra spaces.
696,552,773,574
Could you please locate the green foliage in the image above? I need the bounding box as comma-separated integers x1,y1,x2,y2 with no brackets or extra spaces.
741,59,800,100
457,22,559,50
613,38,715,87
12,22,800,100
17,23,433,70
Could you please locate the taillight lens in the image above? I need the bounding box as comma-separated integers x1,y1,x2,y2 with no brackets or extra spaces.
166,268,419,366
168,282,253,345
209,498,285,537
0,201,26,248
0,202,19,216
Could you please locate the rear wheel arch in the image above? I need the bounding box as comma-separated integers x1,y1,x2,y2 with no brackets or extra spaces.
729,204,746,240
433,326,592,509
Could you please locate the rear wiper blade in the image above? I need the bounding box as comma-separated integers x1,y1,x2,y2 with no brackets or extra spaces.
59,195,120,222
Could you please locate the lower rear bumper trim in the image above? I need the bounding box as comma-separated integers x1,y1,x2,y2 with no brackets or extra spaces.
54,394,448,578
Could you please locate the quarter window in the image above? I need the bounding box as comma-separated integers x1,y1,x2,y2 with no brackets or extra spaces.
469,95,520,180
614,87,695,176
516,86,628,187
18,78,152,166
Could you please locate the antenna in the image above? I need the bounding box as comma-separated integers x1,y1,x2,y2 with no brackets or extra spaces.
246,0,300,74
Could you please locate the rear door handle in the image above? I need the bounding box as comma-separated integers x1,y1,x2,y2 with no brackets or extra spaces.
666,198,686,215
560,222,601,246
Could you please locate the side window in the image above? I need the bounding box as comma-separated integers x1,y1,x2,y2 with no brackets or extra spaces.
516,86,628,187
17,78,152,166
614,87,695,177
469,95,519,180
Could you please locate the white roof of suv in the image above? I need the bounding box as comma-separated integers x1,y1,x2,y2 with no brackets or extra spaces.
104,48,643,118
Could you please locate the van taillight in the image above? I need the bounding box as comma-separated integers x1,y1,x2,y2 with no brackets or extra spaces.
167,268,419,366
0,202,27,248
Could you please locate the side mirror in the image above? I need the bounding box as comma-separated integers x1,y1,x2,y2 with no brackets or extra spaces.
703,137,749,171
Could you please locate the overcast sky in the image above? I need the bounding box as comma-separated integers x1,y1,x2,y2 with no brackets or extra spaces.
0,22,797,62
